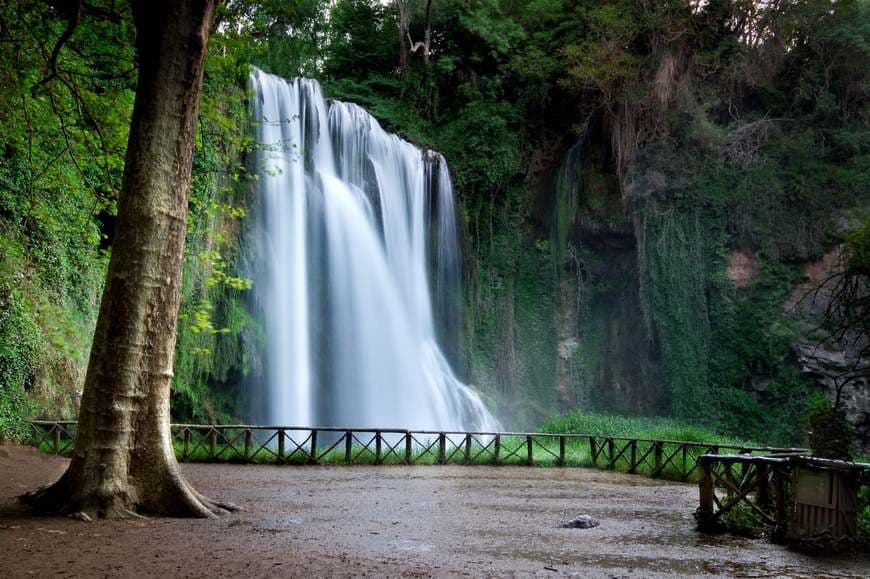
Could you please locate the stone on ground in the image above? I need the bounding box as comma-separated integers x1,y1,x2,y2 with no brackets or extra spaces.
561,514,600,529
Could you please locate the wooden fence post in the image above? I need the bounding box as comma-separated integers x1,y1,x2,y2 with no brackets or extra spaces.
697,457,716,531
209,428,217,459
278,429,285,462
558,436,566,466
183,428,190,460
739,448,751,481
244,429,252,461
607,438,615,469
438,433,446,464
494,434,501,464
653,441,663,477
310,429,318,464
629,440,638,473
54,426,61,454
405,432,412,464
756,463,770,509
345,431,353,463
464,434,472,464
375,431,382,464
526,435,533,465
772,465,788,535
681,444,689,479
589,437,598,466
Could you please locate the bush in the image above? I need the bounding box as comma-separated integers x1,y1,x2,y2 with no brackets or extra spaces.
806,396,855,460
0,284,42,440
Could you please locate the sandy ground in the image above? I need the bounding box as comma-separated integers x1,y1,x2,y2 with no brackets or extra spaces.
0,444,868,578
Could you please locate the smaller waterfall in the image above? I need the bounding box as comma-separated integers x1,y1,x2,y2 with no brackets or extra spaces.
250,69,499,432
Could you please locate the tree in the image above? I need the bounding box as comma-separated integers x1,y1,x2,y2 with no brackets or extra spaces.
395,0,410,74
23,0,235,519
408,0,434,65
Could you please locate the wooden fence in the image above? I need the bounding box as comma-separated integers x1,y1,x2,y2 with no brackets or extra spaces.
29,420,805,482
697,454,870,540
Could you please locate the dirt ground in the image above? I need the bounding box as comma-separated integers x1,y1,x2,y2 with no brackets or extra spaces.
1,444,868,578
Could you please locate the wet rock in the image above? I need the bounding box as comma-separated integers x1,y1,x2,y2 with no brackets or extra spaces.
560,514,599,529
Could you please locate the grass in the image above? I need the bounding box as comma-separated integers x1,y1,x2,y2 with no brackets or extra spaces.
541,410,755,447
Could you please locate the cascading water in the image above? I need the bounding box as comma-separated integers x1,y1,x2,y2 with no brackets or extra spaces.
249,68,499,431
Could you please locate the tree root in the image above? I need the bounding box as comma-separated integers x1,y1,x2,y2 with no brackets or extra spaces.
172,478,240,518
21,471,239,520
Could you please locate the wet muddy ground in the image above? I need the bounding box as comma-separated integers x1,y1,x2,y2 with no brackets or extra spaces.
1,444,867,577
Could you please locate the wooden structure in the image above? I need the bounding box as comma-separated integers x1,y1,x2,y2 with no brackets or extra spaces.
697,453,869,543
793,458,865,541
29,420,803,482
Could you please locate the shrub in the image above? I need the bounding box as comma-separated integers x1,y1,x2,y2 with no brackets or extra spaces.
806,396,855,460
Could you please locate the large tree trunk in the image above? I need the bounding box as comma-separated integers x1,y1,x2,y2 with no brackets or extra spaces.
421,0,433,65
23,0,230,519
396,0,409,74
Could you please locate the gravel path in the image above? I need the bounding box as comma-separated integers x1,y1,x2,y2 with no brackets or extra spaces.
1,444,867,577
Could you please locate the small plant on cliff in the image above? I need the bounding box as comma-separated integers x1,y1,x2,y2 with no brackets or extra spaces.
806,396,855,461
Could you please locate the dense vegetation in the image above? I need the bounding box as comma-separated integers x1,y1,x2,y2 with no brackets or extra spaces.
1,0,868,452
541,410,752,446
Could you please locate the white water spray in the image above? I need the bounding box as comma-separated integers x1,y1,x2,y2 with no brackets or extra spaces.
250,69,499,431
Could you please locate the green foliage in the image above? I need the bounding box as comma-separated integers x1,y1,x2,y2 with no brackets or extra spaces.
325,0,396,81
218,0,327,79
806,396,856,460
845,219,870,275
438,99,521,195
541,410,752,447
718,502,768,538
709,263,811,444
170,52,257,424
635,202,712,423
2,0,869,443
0,284,40,439
0,0,128,438
461,181,560,428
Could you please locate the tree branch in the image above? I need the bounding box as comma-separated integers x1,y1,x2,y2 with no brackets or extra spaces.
31,0,83,97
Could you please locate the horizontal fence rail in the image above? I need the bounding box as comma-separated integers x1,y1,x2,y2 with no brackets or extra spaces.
28,420,806,483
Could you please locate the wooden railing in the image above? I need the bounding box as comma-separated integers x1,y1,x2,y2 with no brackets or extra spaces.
697,454,795,535
697,454,870,540
28,420,805,483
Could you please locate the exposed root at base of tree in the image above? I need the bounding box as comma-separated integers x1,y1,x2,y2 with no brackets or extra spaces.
20,472,239,520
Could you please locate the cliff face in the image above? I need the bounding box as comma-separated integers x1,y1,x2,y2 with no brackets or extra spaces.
788,250,870,453
460,112,869,446
460,125,669,431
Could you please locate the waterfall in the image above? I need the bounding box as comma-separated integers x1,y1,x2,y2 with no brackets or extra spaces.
249,69,499,431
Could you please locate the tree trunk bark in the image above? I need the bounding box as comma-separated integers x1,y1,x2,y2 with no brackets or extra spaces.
22,0,231,519
422,0,433,65
405,1,434,66
396,0,409,74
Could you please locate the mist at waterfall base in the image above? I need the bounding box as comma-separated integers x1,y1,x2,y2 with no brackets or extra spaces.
247,69,499,433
